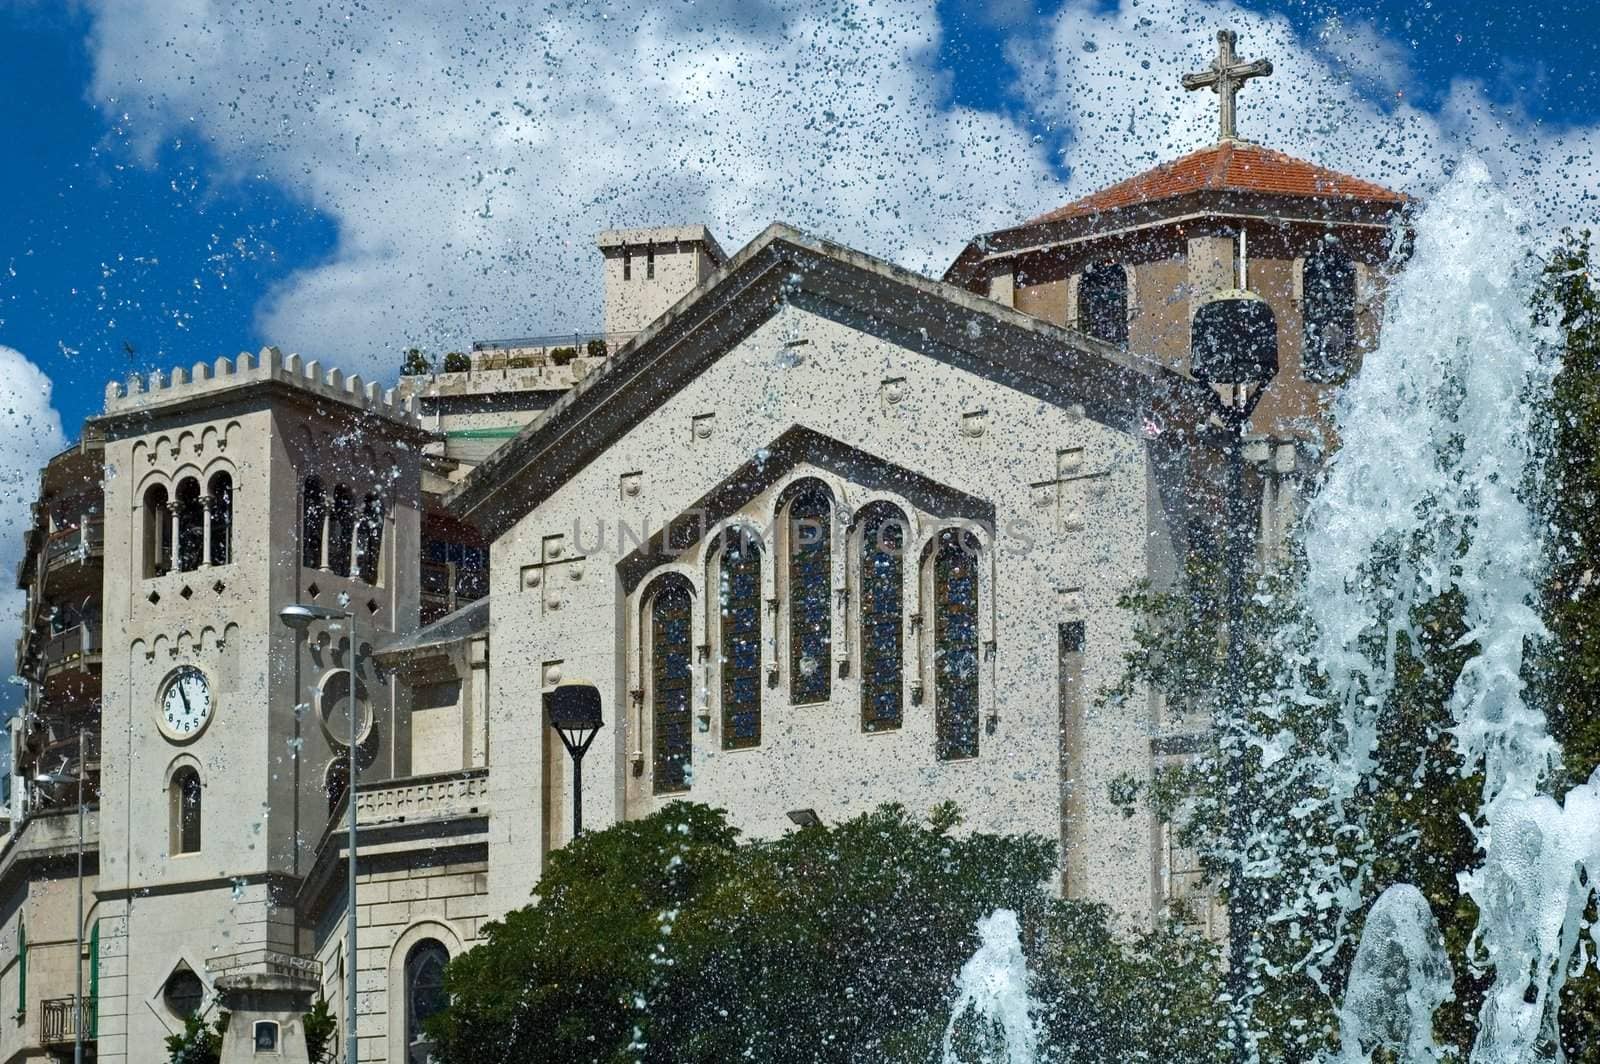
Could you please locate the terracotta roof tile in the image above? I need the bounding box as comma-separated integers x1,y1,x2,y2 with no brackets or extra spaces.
1026,140,1406,226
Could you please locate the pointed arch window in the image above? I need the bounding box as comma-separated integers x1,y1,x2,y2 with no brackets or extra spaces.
932,530,981,761
404,939,449,1058
859,505,907,732
356,494,385,585
207,471,233,567
649,579,694,794
302,477,326,569
1303,246,1357,381
786,488,832,705
328,485,357,577
175,477,205,572
719,530,763,749
143,483,173,577
1079,262,1129,347
170,767,202,854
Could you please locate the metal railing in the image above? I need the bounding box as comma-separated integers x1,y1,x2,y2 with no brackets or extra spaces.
40,622,101,675
44,519,104,567
470,330,634,353
40,997,93,1045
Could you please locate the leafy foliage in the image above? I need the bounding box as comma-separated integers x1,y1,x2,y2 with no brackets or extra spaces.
441,350,471,372
427,801,1219,1063
1102,228,1600,1062
1529,229,1600,1060
164,1011,228,1064
303,996,337,1064
400,347,433,375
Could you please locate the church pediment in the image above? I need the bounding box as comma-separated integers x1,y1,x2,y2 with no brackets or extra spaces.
445,223,1211,539
613,425,994,593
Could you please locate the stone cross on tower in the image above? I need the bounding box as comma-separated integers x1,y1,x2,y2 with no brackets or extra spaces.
1182,29,1273,141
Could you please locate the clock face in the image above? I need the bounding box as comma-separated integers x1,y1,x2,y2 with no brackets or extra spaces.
160,666,213,741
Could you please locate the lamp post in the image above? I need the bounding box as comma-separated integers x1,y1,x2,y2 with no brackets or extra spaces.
1190,283,1277,1064
279,600,359,1064
544,683,602,838
34,727,87,1064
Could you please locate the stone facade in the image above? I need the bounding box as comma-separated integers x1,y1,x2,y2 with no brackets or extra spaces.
3,139,1403,1062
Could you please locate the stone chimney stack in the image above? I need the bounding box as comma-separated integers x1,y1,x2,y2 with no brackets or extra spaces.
597,225,726,337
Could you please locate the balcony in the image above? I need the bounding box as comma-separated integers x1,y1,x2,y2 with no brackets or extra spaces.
38,622,102,680
44,518,104,571
40,996,93,1046
355,769,490,828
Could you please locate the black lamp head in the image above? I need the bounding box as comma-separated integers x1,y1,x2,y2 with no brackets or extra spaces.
545,682,603,737
1190,288,1279,386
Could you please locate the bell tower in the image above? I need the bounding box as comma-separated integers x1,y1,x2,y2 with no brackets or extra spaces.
87,349,424,1064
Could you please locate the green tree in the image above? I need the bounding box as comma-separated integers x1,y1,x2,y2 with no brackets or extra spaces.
441,350,471,373
1529,228,1600,1059
427,801,1217,1063
400,347,432,375
164,1011,227,1064
1105,229,1600,1062
303,996,337,1064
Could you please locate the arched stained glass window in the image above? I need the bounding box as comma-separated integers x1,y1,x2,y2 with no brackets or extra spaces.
860,506,906,732
720,531,763,749
404,939,449,1059
1079,263,1129,347
933,530,981,761
787,489,832,705
650,579,694,793
1303,247,1357,381
302,476,326,569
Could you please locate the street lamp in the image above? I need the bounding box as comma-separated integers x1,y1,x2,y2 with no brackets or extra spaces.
544,683,602,838
278,601,358,1064
1191,284,1277,1064
34,728,87,1064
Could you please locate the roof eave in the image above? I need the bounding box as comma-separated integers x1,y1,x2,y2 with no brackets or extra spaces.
445,224,1214,539
943,188,1411,285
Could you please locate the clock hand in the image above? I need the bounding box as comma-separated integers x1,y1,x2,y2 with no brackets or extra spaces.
177,681,194,716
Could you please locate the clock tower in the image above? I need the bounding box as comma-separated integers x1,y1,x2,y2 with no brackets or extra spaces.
88,350,424,1064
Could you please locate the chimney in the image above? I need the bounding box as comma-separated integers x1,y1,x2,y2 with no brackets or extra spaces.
596,225,726,337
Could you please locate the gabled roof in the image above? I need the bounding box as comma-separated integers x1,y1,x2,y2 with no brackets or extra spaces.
1026,140,1405,227
944,141,1408,286
444,223,1217,539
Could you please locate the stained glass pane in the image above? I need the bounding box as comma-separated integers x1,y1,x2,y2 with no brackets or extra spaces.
651,581,694,793
721,532,763,749
860,507,905,731
934,531,980,760
788,490,832,704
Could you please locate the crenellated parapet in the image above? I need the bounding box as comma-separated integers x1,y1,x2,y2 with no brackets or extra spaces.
102,346,421,428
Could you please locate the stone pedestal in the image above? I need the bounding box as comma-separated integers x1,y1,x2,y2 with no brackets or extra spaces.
208,952,320,1064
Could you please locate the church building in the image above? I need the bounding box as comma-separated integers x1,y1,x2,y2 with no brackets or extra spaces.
2,32,1405,1064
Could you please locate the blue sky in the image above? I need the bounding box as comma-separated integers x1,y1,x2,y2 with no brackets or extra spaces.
1,0,1597,436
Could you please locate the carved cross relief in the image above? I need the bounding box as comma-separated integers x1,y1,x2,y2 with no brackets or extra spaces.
1030,447,1108,532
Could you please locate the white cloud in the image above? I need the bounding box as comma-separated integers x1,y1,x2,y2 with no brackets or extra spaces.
1010,0,1600,226
81,0,1065,378
0,346,68,712
78,0,1600,387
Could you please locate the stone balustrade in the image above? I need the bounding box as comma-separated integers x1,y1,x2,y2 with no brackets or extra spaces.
353,769,490,827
